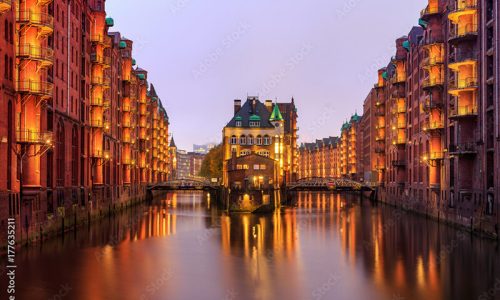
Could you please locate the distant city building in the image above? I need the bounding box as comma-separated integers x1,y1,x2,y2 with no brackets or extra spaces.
175,150,205,179
193,143,216,154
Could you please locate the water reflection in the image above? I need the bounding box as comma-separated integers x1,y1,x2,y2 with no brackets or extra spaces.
3,191,500,300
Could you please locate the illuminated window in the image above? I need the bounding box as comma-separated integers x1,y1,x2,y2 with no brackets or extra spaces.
253,164,260,170
240,149,251,156
256,135,262,145
249,121,260,127
240,135,246,145
236,121,242,127
263,135,270,145
248,135,254,145
230,135,237,144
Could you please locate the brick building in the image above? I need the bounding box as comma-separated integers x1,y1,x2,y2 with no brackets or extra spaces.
0,0,173,244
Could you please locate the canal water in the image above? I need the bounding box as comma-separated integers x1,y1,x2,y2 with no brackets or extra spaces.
3,192,500,300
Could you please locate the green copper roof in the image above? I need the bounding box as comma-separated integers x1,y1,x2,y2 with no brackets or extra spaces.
402,40,410,51
132,59,136,66
418,18,428,29
350,112,361,122
119,41,127,49
382,71,388,80
137,74,145,80
269,104,284,121
106,17,114,27
249,114,261,121
235,116,243,121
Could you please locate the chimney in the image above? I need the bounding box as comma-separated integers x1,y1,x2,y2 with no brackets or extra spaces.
265,100,273,112
234,99,242,114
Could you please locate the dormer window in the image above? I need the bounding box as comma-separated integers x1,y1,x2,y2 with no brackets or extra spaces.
236,121,242,127
249,121,260,127
249,115,261,127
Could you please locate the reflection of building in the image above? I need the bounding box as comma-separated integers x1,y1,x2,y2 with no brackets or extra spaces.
221,96,297,208
175,150,205,179
0,0,173,245
193,143,216,154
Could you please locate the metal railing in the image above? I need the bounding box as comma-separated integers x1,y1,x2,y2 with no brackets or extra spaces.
17,10,54,29
17,81,53,96
449,105,478,117
17,44,54,63
422,76,445,89
421,56,444,68
16,130,53,144
420,4,440,18
449,77,478,90
449,23,478,41
449,142,477,154
449,0,478,14
90,53,111,66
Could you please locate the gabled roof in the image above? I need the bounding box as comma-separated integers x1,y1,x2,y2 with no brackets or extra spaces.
226,98,274,128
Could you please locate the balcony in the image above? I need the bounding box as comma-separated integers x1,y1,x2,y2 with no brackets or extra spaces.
122,159,136,166
392,160,406,168
420,4,441,20
375,135,385,142
393,137,406,145
390,74,406,85
91,150,110,159
422,77,444,90
374,82,385,89
449,105,478,119
17,81,53,98
423,98,443,111
449,142,477,155
16,130,53,145
423,152,444,161
374,146,385,154
0,0,12,14
423,120,445,133
448,77,478,94
394,106,406,114
17,11,54,36
396,121,406,129
421,56,444,68
90,119,103,128
91,76,111,87
122,121,133,128
91,53,111,66
91,34,107,45
374,110,385,117
17,45,54,68
448,0,478,23
448,23,478,43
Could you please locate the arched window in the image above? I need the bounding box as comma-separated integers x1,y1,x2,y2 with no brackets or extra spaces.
240,135,246,145
71,126,78,186
247,135,254,145
256,135,262,145
263,135,270,145
230,135,237,145
56,120,65,186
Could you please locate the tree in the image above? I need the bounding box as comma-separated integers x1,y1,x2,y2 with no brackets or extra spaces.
199,144,223,179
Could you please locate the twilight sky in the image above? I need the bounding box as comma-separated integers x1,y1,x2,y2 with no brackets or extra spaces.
107,0,426,150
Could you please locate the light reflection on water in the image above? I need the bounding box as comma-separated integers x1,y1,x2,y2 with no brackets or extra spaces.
3,191,500,300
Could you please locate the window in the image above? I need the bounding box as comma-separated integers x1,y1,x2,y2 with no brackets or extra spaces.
247,135,254,145
249,121,260,127
240,135,246,145
258,150,270,157
56,120,65,186
253,164,260,170
263,135,271,145
236,121,242,127
256,135,262,145
260,164,267,170
230,135,237,145
240,149,251,156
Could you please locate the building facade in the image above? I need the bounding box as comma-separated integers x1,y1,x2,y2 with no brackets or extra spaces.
297,137,340,179
0,0,173,244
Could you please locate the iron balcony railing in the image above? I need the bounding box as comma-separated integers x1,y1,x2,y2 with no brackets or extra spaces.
90,119,103,128
17,44,54,64
423,152,444,160
449,0,478,15
424,119,445,131
421,56,444,68
91,76,111,86
17,10,54,30
90,53,112,66
16,130,53,145
420,4,440,19
449,23,478,41
449,142,477,154
449,105,478,118
422,76,445,89
392,160,407,167
17,81,53,97
449,77,478,91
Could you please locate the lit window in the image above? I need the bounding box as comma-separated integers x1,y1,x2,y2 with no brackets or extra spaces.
236,121,242,127
253,164,260,170
248,135,254,145
263,135,270,145
260,164,267,170
230,135,237,144
240,135,246,145
240,149,251,156
256,135,262,145
249,121,260,127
